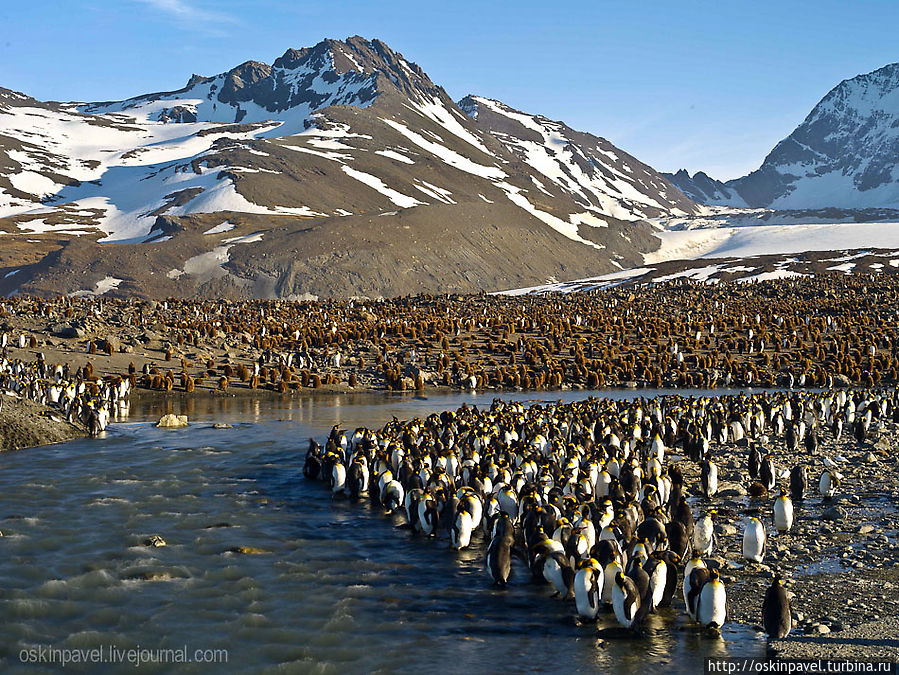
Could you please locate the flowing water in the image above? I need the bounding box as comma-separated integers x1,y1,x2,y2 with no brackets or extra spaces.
0,390,766,673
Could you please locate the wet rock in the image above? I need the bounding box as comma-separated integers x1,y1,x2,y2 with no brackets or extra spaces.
814,624,831,634
157,414,188,428
213,423,233,429
228,546,270,555
858,524,875,534
822,506,847,521
716,523,738,536
143,535,166,547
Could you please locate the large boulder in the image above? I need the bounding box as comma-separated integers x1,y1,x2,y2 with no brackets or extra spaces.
156,414,188,428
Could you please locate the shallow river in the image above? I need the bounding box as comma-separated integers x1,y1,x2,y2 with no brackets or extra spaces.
0,390,766,673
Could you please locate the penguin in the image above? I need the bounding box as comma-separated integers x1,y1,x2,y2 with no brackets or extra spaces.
686,566,710,621
762,575,792,639
451,504,473,550
574,558,602,621
773,492,793,533
819,469,840,500
665,520,690,560
330,459,347,495
682,554,707,613
700,457,718,499
601,551,624,605
742,517,766,563
760,454,775,492
542,550,575,599
626,557,651,606
612,572,643,630
382,480,405,514
486,531,513,586
672,494,693,540
417,494,439,534
748,443,761,480
697,568,727,629
790,465,806,502
643,552,668,613
693,512,714,557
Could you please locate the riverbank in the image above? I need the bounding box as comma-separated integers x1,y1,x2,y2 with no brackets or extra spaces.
0,396,87,451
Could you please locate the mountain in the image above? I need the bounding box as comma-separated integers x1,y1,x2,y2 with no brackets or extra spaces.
663,170,747,208
665,62,899,210
0,36,695,299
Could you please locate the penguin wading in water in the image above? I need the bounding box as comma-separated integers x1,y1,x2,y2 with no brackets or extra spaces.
574,559,602,621
612,572,644,631
697,568,727,630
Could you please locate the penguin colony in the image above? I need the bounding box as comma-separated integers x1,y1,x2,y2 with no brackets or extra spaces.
0,348,127,436
304,387,897,638
2,273,899,396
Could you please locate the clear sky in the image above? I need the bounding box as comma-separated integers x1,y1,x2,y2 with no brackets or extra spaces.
2,0,897,180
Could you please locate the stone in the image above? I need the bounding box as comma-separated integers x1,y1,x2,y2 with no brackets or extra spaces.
143,535,166,547
50,323,84,339
822,506,846,521
213,423,233,429
814,624,831,634
864,452,879,463
229,546,270,555
858,524,875,534
716,523,738,536
720,487,747,498
157,414,188,428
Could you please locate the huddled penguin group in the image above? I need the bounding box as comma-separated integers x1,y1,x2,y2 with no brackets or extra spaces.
0,351,127,435
304,386,894,640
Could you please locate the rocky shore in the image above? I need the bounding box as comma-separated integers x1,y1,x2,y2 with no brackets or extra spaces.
675,421,899,660
0,395,88,451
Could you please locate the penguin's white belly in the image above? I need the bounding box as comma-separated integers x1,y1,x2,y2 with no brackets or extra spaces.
698,582,727,627
774,499,793,532
574,569,601,619
743,522,766,562
612,583,638,628
602,562,621,604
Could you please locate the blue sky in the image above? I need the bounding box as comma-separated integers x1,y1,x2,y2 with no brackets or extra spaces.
1,0,896,179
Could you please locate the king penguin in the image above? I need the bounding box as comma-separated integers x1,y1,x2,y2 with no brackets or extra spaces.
762,575,792,639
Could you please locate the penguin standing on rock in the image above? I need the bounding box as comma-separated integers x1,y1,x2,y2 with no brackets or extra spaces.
773,492,793,533
743,517,767,562
789,465,806,502
700,456,718,499
762,575,792,639
819,469,840,500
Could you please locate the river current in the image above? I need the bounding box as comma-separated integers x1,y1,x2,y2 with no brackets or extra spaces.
0,390,766,673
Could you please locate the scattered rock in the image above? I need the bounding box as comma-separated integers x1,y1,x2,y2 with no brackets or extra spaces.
157,414,188,428
213,423,233,429
143,535,166,547
814,624,831,634
822,506,847,522
49,323,84,339
858,524,875,535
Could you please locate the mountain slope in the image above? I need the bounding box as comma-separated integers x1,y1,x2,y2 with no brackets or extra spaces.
666,62,899,210
0,36,693,299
